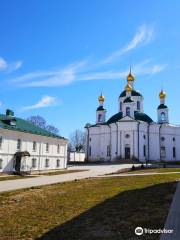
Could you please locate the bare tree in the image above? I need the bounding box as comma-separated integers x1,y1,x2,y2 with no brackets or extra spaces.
69,129,86,152
27,115,59,135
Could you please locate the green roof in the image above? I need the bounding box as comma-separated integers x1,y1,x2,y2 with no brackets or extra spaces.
96,106,106,111
157,104,168,109
107,111,153,124
123,97,134,103
0,113,66,140
119,89,142,98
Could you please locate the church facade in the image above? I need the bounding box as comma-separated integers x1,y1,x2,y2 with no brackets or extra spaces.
85,69,180,163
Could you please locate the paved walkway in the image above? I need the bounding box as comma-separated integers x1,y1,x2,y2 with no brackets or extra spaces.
0,164,134,193
160,181,180,240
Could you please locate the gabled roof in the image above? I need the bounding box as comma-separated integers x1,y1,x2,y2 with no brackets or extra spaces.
0,114,66,140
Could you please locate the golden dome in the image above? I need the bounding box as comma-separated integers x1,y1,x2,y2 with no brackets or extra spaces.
98,93,105,102
125,83,133,92
127,67,135,82
159,90,166,99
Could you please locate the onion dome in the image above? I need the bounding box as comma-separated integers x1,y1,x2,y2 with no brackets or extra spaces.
127,67,135,82
98,93,105,102
159,90,166,99
125,83,133,92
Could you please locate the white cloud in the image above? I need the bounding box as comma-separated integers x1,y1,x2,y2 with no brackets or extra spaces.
100,24,155,64
22,96,57,111
0,57,22,72
13,60,87,87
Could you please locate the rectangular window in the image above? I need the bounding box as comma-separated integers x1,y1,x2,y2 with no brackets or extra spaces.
46,143,49,152
173,147,176,158
107,145,111,156
32,158,37,168
56,159,60,167
45,159,49,168
0,159,2,169
57,144,60,154
143,145,146,157
161,146,166,158
0,137,2,148
33,141,37,151
17,139,21,150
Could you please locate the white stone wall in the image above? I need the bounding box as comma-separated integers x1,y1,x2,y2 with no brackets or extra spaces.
69,152,85,162
86,120,180,163
0,128,68,172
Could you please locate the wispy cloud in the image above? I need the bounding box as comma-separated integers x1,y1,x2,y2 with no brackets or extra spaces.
21,96,57,111
0,57,22,73
12,60,87,87
100,24,155,64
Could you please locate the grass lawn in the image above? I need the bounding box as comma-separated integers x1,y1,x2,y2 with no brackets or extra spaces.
37,169,88,176
0,174,179,240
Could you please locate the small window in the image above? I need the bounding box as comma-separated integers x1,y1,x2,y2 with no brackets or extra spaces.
137,101,140,110
89,146,91,156
125,134,130,138
120,102,122,111
161,137,165,142
143,145,146,157
173,147,176,158
161,146,166,158
32,158,37,168
161,112,166,121
143,135,146,139
98,114,102,122
57,144,60,154
17,139,21,150
33,141,37,151
0,159,2,169
45,159,49,168
173,137,175,142
0,137,2,148
89,138,91,142
126,107,130,116
46,143,49,152
56,159,60,167
107,145,111,157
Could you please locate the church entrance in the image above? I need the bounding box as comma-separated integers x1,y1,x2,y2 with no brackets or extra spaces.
125,147,130,159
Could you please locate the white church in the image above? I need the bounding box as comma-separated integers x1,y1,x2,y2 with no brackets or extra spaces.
85,69,180,163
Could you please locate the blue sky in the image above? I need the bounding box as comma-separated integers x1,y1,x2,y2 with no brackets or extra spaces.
0,0,180,138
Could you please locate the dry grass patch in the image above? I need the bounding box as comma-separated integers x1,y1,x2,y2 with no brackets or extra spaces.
0,174,179,240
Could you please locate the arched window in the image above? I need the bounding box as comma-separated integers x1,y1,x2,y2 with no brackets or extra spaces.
137,101,140,110
98,114,102,122
173,147,176,158
160,146,166,158
161,112,166,121
33,141,37,151
107,145,111,157
45,159,49,168
32,158,37,168
126,107,130,116
17,139,21,150
0,159,3,169
120,102,122,111
56,159,60,167
143,145,146,157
